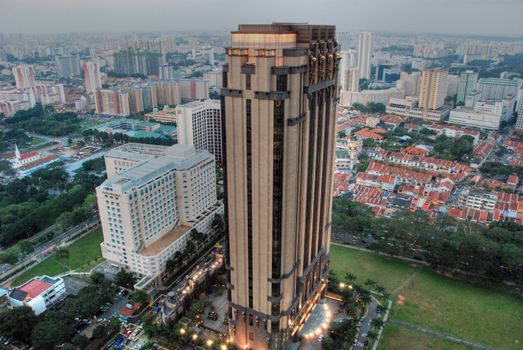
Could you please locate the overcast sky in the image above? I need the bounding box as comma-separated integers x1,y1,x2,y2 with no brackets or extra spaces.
0,0,522,36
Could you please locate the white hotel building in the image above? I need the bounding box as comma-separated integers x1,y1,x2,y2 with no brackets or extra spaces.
96,143,223,279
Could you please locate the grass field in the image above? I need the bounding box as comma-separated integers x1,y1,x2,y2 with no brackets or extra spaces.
330,244,523,350
13,228,103,286
380,323,473,350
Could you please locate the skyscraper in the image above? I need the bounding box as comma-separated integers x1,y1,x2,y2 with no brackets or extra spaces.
55,55,81,78
419,67,449,111
221,23,339,350
82,60,102,94
12,64,36,89
456,70,478,104
357,32,372,79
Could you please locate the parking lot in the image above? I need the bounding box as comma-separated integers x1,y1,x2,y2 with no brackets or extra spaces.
110,321,147,350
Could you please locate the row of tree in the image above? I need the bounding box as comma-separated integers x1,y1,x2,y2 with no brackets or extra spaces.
332,197,523,285
0,164,105,253
82,129,175,149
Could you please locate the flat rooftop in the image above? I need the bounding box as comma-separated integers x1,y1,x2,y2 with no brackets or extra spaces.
141,224,191,256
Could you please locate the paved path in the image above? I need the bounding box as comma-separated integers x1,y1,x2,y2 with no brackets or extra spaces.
390,271,417,295
389,319,495,350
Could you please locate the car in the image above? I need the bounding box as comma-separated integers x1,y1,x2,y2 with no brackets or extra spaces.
363,340,369,346
361,333,368,338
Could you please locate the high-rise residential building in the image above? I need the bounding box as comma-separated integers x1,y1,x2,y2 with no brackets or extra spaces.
97,143,223,279
457,70,479,104
419,68,449,111
477,78,519,101
55,55,81,78
113,49,162,76
159,64,177,80
339,67,360,106
82,60,102,94
179,78,209,101
12,64,36,89
156,80,181,106
515,90,523,132
357,32,372,79
176,100,222,163
204,68,223,89
94,89,130,116
221,23,339,350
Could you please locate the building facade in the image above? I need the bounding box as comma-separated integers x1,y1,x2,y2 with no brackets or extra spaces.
97,144,223,278
477,78,519,101
221,23,339,350
176,100,223,163
94,89,130,116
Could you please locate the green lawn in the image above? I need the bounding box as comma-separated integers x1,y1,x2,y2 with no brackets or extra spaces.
330,244,523,350
380,323,473,350
12,229,103,286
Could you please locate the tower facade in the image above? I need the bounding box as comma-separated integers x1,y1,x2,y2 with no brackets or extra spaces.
221,23,339,350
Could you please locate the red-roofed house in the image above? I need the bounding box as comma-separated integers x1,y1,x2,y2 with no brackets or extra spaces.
8,275,66,315
354,128,384,141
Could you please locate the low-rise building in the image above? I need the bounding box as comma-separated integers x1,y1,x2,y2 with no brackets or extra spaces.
8,276,66,315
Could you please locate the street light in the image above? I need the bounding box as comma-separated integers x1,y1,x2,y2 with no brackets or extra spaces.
207,339,214,347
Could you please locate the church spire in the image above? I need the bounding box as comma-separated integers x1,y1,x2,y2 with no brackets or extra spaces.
14,144,20,159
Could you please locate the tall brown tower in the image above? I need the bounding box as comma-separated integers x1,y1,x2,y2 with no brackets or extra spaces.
221,23,340,350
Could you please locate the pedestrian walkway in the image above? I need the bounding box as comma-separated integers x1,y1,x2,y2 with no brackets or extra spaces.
389,319,495,350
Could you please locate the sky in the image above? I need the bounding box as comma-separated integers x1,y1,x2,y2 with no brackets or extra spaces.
0,0,522,37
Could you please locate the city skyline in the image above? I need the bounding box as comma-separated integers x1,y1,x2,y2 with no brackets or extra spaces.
0,0,522,37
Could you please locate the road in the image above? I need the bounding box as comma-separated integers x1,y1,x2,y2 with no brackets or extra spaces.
353,298,380,350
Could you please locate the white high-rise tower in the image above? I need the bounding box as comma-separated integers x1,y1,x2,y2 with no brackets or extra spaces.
357,32,372,79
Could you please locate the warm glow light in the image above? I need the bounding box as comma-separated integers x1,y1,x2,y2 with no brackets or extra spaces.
207,340,214,347
348,284,353,289
192,334,198,341
339,282,345,289
221,345,227,350
180,328,186,335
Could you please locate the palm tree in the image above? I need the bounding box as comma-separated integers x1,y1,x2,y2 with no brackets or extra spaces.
345,272,357,284
371,318,384,329
364,279,377,288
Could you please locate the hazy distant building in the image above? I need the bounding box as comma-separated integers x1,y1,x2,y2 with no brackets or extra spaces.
12,64,36,89
419,68,449,111
357,32,372,79
477,78,519,101
176,100,222,162
82,60,102,94
396,71,420,97
456,70,479,104
113,49,162,76
222,23,338,350
55,55,81,78
159,64,176,80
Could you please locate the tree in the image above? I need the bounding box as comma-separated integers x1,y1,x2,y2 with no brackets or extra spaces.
132,291,149,304
0,306,38,344
92,325,108,339
371,317,384,329
90,271,106,285
18,239,35,255
72,334,89,349
211,213,224,231
31,312,74,350
115,269,136,288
